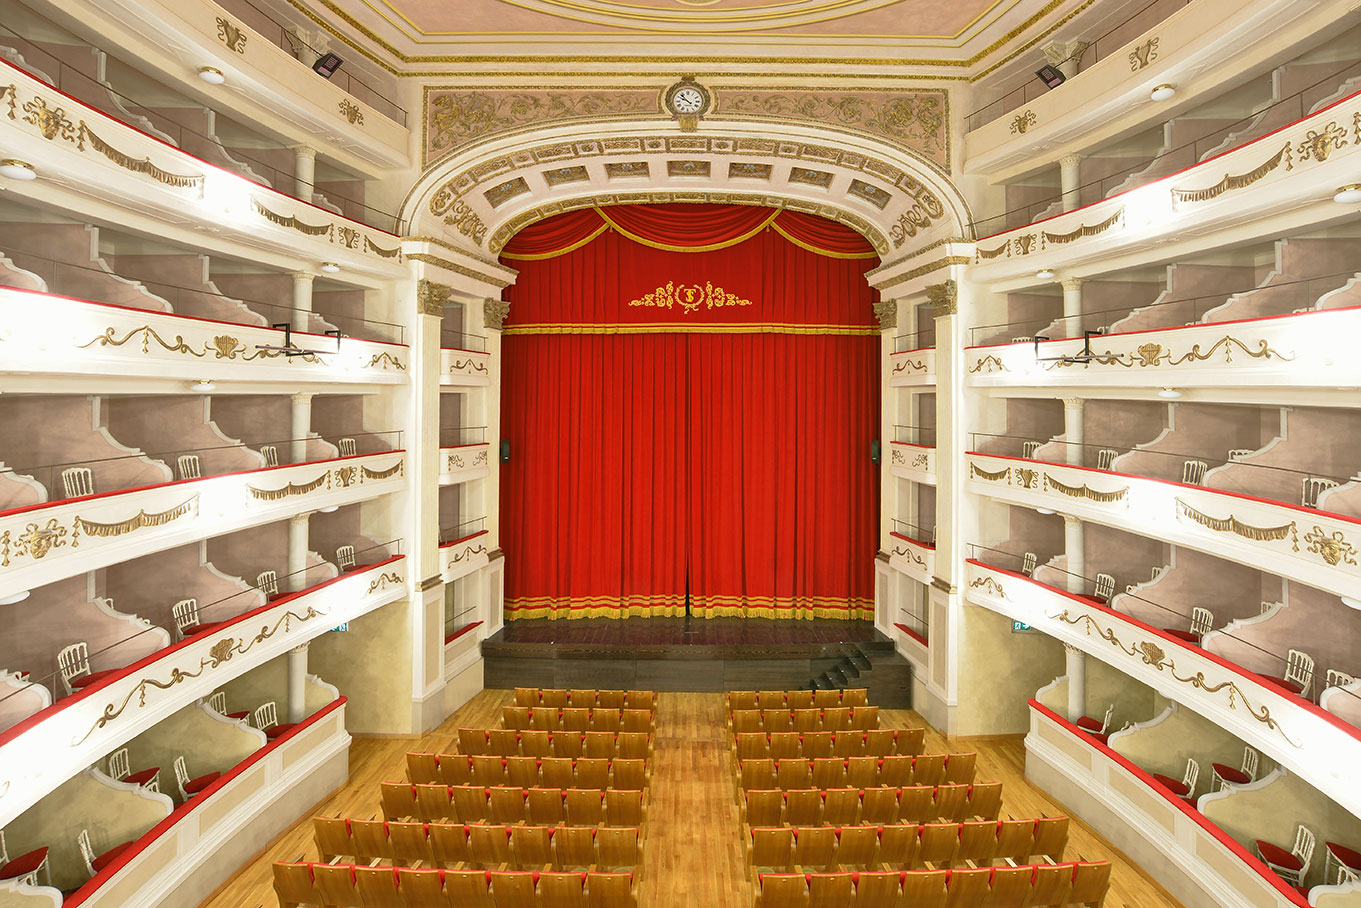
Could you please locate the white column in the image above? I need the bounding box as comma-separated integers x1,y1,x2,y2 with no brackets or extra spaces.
286,642,310,723
287,512,310,593
1061,278,1083,339
1064,642,1087,722
290,392,312,464
1059,154,1083,212
1063,397,1085,466
291,145,317,201
291,272,316,333
1064,515,1085,595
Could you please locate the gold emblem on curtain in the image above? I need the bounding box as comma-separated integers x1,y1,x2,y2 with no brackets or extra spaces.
628,281,753,313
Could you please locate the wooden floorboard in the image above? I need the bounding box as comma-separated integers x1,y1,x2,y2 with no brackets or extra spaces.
198,690,1185,908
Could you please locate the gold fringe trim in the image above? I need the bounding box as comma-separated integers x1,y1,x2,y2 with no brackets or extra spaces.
363,236,401,258
769,222,879,260
78,122,203,190
74,494,199,537
970,464,1011,482
1175,497,1297,545
246,472,329,500
976,240,1009,260
251,198,334,237
1044,474,1128,503
1043,207,1124,245
597,206,779,253
505,594,872,620
1171,143,1291,204
362,461,404,480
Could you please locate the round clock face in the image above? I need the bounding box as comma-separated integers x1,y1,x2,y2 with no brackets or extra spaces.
670,86,706,115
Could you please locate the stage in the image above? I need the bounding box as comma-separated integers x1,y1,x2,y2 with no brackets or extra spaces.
481,618,912,705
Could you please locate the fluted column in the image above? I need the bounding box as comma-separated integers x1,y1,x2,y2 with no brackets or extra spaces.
290,392,312,464
286,512,310,593
286,642,310,723
291,145,316,201
1063,397,1085,466
1061,278,1083,338
1064,642,1087,722
291,272,316,333
1064,515,1085,595
1059,154,1083,212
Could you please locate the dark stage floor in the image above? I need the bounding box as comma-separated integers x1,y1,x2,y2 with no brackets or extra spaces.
488,617,882,647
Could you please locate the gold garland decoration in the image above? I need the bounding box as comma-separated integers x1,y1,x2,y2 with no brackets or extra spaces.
1171,143,1291,204
363,236,401,258
74,494,199,538
968,354,1009,374
970,464,1011,483
78,122,204,190
1044,474,1128,503
976,240,1010,260
1042,207,1124,246
252,198,334,237
247,472,329,501
1175,497,1297,547
362,461,404,481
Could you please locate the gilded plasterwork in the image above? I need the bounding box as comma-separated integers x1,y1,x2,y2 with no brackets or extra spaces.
427,90,657,157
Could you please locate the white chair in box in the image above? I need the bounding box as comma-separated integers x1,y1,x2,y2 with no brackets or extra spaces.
1302,476,1338,509
1227,449,1253,461
76,828,132,879
252,700,296,740
1022,441,1041,458
257,570,279,599
1163,607,1213,645
1092,573,1115,603
176,454,201,481
1211,746,1259,792
1151,758,1200,802
1256,825,1315,887
61,466,94,498
173,755,221,801
0,829,49,887
1075,703,1113,741
1181,459,1208,485
57,642,117,696
1020,552,1037,577
1263,649,1316,699
207,690,250,721
338,437,357,457
1325,843,1361,886
260,444,279,468
336,544,356,572
172,599,200,640
107,747,159,793
1096,448,1118,471
1326,668,1357,690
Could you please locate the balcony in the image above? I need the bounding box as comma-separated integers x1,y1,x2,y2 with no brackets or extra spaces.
887,522,935,585
965,559,1361,820
440,428,491,486
440,524,491,585
0,555,403,826
440,341,493,388
890,346,936,387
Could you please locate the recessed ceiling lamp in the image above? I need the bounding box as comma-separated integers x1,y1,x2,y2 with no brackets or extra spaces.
318,505,339,513
1150,84,1176,101
190,379,216,392
1157,387,1183,399
1036,507,1056,516
0,160,37,181
1035,268,1056,280
0,590,31,605
1334,184,1361,204
198,66,226,85
1342,595,1361,608
320,261,341,274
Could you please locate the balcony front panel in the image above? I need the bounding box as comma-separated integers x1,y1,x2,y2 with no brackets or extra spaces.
0,288,408,387
968,88,1361,283
889,442,935,485
440,349,492,387
0,452,406,598
441,530,491,584
966,307,1357,391
966,452,1361,601
1025,700,1308,908
966,560,1361,819
0,557,403,827
890,347,935,387
439,444,492,486
887,531,934,585
0,61,405,278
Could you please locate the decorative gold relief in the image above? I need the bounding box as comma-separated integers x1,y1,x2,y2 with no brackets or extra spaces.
1015,235,1037,255
892,357,927,374
891,448,905,466
485,177,531,208
912,453,930,470
363,237,401,258
451,543,488,564
247,473,329,501
22,96,75,142
428,186,488,245
79,123,203,190
74,495,199,538
628,281,753,313
427,90,656,156
969,575,1008,598
1016,468,1039,489
473,450,488,466
1042,208,1124,246
970,464,1011,483
1175,497,1297,546
969,354,1009,373
976,240,1009,261
1128,37,1159,70
1043,474,1128,503
365,352,406,371
450,357,489,375
0,83,16,119
338,99,365,126
418,279,452,316
1303,526,1357,566
1053,610,1297,745
215,16,248,53
362,461,404,481
252,198,333,237
366,572,403,594
485,298,511,330
0,519,68,565
76,326,319,364
872,300,897,332
334,466,357,488
1296,122,1348,163
926,280,957,316
406,253,510,291
448,453,465,470
1009,110,1036,135
1043,335,1294,371
891,544,928,570
1171,143,1291,203
888,179,946,247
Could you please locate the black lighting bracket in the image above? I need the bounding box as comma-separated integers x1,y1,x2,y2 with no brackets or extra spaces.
1032,330,1116,365
255,323,343,357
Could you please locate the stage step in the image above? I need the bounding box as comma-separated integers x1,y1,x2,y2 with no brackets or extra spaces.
809,643,912,709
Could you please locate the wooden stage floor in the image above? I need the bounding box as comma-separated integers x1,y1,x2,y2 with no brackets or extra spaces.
200,690,1186,908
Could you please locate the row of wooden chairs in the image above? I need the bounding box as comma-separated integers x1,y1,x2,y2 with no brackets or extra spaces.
736,753,976,796
733,729,927,761
381,784,647,827
745,818,1069,876
448,729,654,760
313,819,640,871
739,784,1002,827
728,689,869,712
502,707,656,734
753,862,1111,908
399,755,650,791
729,708,879,735
514,689,656,711
273,863,637,908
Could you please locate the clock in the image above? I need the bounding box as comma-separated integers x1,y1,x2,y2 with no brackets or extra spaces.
663,77,711,131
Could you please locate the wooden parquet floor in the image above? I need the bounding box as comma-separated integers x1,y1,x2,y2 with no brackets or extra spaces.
199,690,1185,908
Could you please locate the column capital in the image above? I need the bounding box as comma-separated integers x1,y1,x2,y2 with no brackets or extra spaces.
1062,642,1085,657
291,391,314,405
291,271,317,284
1042,39,1089,66
288,642,311,655
1058,153,1085,168
1060,277,1084,292
926,279,956,317
289,512,311,526
1062,514,1082,529
484,297,511,331
289,144,317,159
872,299,898,332
418,279,452,318
1062,396,1085,411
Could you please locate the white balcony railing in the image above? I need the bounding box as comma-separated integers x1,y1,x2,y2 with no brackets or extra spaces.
441,348,492,387
0,452,406,599
0,556,403,827
441,530,490,584
966,560,1361,820
890,347,935,387
887,531,935,585
889,443,935,484
439,444,492,486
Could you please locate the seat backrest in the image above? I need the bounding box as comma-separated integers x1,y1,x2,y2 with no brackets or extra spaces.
585,872,635,908
576,757,610,790
490,785,528,824
859,786,898,825
260,444,279,467
834,827,877,868
605,789,644,827
1285,649,1315,696
1068,862,1113,907
451,785,489,822
751,828,795,868
731,710,763,735
1190,607,1214,636
459,727,490,755
207,691,228,715
565,788,605,825
313,864,362,908
898,785,934,823
510,825,554,866
988,865,1035,907
1326,668,1357,689
821,788,859,826
336,544,356,571
57,641,91,693
505,755,539,789
430,822,471,866
1182,758,1200,796
913,753,946,787
389,821,434,865
415,781,455,821
1093,573,1115,602
380,782,416,821
932,784,968,823
995,819,1034,861
957,820,998,865
807,871,854,908
777,758,812,790
62,466,94,498
787,690,815,710
876,824,918,865
1182,459,1208,485
488,870,536,908
446,869,494,905
469,824,513,867
177,454,202,481
257,570,279,598
967,782,1003,821
351,819,391,861
945,867,991,904
1022,440,1041,458
584,731,616,759
917,822,959,865
596,827,639,868
598,690,627,710
107,746,130,781
802,731,834,759
758,873,808,908
784,789,822,825
853,872,900,906
1302,476,1339,509
254,700,280,731
1096,448,1118,470
172,599,199,637
541,689,569,709
1294,825,1317,870
1241,747,1259,781
76,828,97,878
593,708,621,732
338,437,358,457
569,689,596,707
172,755,190,800
945,752,977,785
1021,552,1037,576
527,787,566,825
273,862,320,906
1029,862,1073,907
539,872,588,908
612,759,647,791
899,869,948,908
1032,816,1069,861
556,826,597,866
729,691,758,711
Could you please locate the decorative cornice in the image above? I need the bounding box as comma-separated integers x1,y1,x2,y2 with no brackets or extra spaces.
877,255,971,291
406,253,513,290
418,574,444,592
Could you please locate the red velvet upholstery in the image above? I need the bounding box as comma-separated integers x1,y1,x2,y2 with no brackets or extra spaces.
1327,842,1361,870
123,767,160,787
1162,629,1200,644
226,711,251,720
1212,763,1250,785
184,771,221,794
1150,773,1189,796
0,845,48,879
191,620,230,637
1074,716,1103,732
264,723,297,740
1257,840,1302,869
70,669,120,690
1257,675,1304,695
91,842,132,872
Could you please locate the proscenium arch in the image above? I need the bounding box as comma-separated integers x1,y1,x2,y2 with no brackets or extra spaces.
400,118,974,294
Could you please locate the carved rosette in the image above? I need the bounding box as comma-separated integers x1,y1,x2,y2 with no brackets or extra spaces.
418,279,452,317
927,280,957,317
484,298,511,331
872,300,898,332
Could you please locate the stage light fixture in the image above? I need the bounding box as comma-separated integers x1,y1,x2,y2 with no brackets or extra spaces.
1334,184,1361,204
1035,268,1056,280
0,160,37,181
320,261,340,273
1158,387,1183,399
198,66,226,85
190,379,216,392
313,53,343,78
1035,64,1065,89
0,590,30,605
1150,84,1176,101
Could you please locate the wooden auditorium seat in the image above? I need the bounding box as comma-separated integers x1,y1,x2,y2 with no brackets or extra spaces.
738,782,1003,827
753,862,1111,908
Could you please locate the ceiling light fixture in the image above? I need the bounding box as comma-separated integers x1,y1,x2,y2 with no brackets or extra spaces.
0,160,37,181
190,379,216,392
1158,387,1183,399
1342,596,1361,609
318,505,339,513
1334,184,1361,204
1035,268,1056,280
320,261,340,274
198,66,226,85
1150,84,1176,101
1036,507,1056,516
0,590,31,605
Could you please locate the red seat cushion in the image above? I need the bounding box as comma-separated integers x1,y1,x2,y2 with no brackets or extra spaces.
91,842,133,873
70,669,120,690
264,723,297,740
0,846,48,879
1151,773,1189,796
1074,716,1103,732
1257,840,1303,870
190,620,230,637
185,771,221,794
1257,675,1304,695
1162,629,1200,644
226,711,251,720
1212,764,1250,785
123,767,160,787
1089,732,1110,746
1327,842,1361,870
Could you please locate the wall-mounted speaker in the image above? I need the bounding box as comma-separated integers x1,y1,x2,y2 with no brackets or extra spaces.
870,440,881,465
500,440,511,463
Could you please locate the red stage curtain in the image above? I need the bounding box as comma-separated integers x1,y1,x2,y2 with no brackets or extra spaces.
500,204,880,620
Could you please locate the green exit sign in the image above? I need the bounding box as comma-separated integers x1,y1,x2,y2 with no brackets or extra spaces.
1012,620,1033,633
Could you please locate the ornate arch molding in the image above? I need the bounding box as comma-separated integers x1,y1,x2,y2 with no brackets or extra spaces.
401,120,973,269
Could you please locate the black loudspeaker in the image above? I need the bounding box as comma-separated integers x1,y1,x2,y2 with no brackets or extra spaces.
870,440,881,465
313,53,343,78
1035,64,1066,89
500,440,511,464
